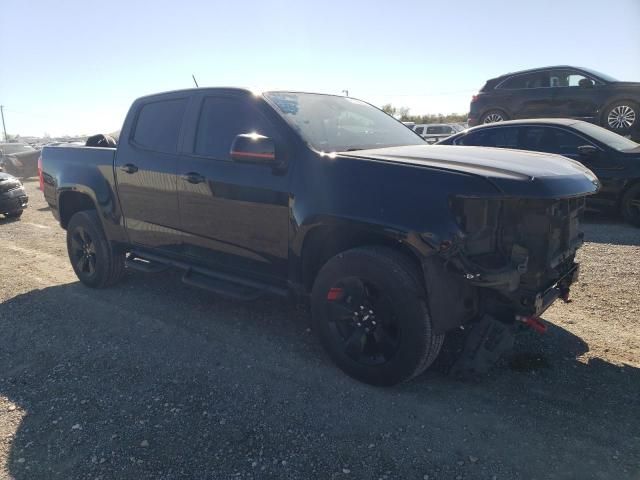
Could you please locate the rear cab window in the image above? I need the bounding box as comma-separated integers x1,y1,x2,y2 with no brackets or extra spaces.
132,99,188,153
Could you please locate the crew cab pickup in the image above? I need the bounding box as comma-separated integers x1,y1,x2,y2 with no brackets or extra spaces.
42,88,599,385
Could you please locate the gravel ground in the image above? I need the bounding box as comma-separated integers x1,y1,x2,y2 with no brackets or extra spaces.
0,180,639,480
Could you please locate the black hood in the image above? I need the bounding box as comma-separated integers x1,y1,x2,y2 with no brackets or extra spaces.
341,145,600,199
0,172,19,182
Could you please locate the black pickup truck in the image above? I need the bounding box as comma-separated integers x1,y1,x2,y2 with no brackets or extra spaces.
42,88,599,385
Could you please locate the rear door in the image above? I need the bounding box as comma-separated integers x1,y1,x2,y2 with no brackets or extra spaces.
176,93,291,283
453,126,520,148
114,95,188,252
498,71,553,119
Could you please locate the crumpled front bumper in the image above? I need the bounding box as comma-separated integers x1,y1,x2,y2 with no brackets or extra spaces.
0,187,29,214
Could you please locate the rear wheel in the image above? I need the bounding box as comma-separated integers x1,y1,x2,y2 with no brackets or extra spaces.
621,183,640,227
602,101,638,135
311,246,443,386
66,210,125,288
480,109,509,124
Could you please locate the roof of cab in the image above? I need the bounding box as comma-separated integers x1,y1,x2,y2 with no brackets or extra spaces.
134,87,254,102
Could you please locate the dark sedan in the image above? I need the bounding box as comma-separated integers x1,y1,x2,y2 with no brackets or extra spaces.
0,142,41,178
0,172,28,219
468,66,639,137
438,119,640,226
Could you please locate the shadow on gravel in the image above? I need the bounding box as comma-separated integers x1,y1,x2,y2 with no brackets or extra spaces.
1,276,639,479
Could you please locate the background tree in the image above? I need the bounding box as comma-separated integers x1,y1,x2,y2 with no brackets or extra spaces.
381,103,468,124
381,104,397,116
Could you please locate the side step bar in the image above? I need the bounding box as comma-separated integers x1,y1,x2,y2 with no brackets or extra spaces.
126,250,288,300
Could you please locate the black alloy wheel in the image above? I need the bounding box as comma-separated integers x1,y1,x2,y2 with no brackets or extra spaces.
311,246,444,386
69,225,98,277
325,277,401,366
66,210,126,288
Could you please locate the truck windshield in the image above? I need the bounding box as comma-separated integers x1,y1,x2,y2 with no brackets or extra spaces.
264,92,425,152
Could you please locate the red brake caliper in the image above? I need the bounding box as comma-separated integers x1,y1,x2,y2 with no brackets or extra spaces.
327,287,344,301
522,316,548,334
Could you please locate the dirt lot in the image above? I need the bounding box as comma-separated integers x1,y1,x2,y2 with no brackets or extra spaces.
1,179,639,480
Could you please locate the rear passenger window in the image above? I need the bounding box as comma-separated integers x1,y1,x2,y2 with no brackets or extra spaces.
499,72,550,89
133,99,187,153
194,96,274,160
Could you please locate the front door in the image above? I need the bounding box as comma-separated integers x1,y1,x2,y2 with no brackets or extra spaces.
548,69,601,121
177,94,291,283
114,96,188,253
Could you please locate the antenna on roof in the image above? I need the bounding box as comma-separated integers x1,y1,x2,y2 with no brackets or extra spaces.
192,75,199,88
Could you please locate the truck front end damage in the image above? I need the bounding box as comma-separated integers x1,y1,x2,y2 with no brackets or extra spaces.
426,194,590,374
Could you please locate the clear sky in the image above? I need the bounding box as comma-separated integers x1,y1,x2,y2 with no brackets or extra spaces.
1,0,639,136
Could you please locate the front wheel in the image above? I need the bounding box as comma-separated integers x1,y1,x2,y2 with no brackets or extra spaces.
311,246,444,386
66,210,126,288
602,101,638,135
621,183,640,227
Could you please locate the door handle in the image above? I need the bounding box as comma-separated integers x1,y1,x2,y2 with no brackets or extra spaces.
181,172,206,184
120,163,138,174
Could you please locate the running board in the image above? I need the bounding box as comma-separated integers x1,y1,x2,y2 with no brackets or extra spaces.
181,270,262,301
127,250,288,300
126,254,170,273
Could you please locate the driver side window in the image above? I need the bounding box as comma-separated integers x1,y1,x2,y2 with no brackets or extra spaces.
194,96,276,160
549,70,594,88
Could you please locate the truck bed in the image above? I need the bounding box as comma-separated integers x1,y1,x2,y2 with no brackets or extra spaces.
42,145,117,209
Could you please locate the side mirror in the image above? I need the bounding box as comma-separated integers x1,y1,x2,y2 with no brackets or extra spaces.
577,144,598,157
230,133,277,164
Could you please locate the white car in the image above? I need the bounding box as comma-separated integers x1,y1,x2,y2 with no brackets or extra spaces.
413,124,463,144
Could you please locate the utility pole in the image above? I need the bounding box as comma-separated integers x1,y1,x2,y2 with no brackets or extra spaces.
0,105,7,142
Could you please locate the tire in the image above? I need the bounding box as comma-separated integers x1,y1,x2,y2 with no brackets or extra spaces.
5,210,23,218
620,183,640,227
602,101,638,135
311,246,444,386
480,109,509,124
66,210,125,288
